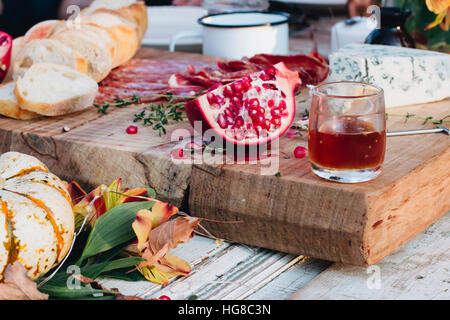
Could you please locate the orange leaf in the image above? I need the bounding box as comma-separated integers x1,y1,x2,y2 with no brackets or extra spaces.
139,217,200,269
132,209,154,251
0,262,48,300
66,181,87,205
117,188,149,205
157,254,191,276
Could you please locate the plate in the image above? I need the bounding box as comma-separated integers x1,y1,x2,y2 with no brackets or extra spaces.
142,6,207,46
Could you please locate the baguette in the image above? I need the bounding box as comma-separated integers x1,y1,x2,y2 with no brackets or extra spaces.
4,37,25,83
13,39,88,80
0,82,40,120
15,63,98,116
82,12,139,68
83,0,148,41
51,25,115,82
22,20,66,44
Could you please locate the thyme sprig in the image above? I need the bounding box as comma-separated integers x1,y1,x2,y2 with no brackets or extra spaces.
94,93,197,114
133,103,185,136
386,113,450,125
94,92,205,135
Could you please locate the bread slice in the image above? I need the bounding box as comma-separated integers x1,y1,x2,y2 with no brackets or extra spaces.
4,37,25,83
0,82,40,120
15,63,98,116
22,20,66,44
51,25,114,82
82,12,139,68
83,0,148,41
13,39,88,80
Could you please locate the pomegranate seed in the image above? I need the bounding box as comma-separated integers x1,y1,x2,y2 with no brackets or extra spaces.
265,66,276,76
258,107,266,115
158,295,171,300
217,114,228,129
248,99,260,108
262,83,278,90
178,149,184,158
232,81,244,93
126,126,138,134
294,146,307,159
260,73,273,81
223,86,234,98
281,91,286,98
224,108,234,117
271,117,281,126
253,115,265,125
249,108,259,117
271,109,280,117
234,116,244,127
279,100,287,111
267,99,275,108
264,119,272,130
286,129,298,138
207,93,216,104
254,86,261,93
232,96,242,107
215,95,225,106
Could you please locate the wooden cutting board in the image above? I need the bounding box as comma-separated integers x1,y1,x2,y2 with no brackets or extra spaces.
0,48,448,266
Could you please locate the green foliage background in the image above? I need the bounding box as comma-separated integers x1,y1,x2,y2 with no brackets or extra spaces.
394,0,450,50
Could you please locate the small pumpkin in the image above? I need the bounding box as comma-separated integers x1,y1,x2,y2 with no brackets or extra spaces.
0,152,74,280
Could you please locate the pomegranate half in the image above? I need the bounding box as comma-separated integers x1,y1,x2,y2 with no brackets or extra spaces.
184,62,301,146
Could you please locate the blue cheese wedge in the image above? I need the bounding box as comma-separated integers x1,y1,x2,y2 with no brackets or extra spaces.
328,44,450,108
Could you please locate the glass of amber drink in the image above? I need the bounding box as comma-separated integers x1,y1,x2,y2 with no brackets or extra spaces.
308,82,386,183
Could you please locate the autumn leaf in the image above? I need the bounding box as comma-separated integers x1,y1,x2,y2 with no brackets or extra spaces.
65,181,87,205
0,262,48,300
72,178,159,226
140,217,201,269
117,188,149,205
133,209,154,251
134,216,200,286
132,202,179,251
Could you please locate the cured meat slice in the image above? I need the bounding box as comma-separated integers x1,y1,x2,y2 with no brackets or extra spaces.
96,59,215,103
168,52,329,94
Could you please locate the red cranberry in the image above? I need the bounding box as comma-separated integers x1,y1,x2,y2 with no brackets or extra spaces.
158,295,171,300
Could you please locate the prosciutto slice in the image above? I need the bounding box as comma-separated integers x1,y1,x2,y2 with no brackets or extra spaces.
168,52,329,92
96,53,329,104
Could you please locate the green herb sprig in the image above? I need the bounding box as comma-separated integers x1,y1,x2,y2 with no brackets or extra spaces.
387,113,450,125
94,92,203,136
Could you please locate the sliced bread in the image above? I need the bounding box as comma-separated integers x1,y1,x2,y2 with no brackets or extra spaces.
4,37,25,83
15,63,98,116
0,82,40,120
13,39,88,80
22,20,66,44
51,25,114,82
83,0,148,41
82,12,139,68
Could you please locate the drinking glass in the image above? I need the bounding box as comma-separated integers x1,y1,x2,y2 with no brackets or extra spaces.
308,82,386,183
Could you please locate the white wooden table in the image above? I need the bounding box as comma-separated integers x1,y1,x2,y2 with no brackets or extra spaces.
100,212,449,300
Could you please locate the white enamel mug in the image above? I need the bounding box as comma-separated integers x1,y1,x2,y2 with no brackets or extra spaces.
169,11,290,59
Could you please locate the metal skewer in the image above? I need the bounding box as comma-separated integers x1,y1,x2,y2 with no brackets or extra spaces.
387,125,449,137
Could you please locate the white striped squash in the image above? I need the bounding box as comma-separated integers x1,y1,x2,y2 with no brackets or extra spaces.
0,152,74,280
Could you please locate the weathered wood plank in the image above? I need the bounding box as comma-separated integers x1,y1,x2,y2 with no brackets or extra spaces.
289,212,450,300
